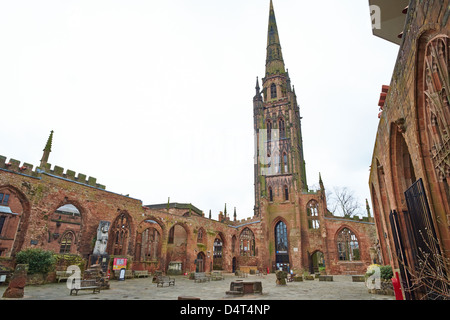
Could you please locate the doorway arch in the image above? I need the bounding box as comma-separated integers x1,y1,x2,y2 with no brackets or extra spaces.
196,252,206,272
274,220,289,271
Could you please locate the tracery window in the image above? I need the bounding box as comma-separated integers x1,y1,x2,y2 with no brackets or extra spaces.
422,36,450,200
59,231,75,254
307,201,320,229
337,228,360,261
141,227,160,261
240,227,255,257
213,237,223,259
112,213,131,255
275,221,288,253
197,228,205,243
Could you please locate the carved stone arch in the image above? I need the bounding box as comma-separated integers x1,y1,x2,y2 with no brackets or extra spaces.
213,232,226,270
196,226,207,245
166,222,190,273
109,210,133,256
135,218,162,263
239,227,256,257
0,184,31,256
50,199,85,251
58,229,77,254
335,226,361,261
417,31,450,215
390,122,416,211
306,199,320,230
273,217,290,269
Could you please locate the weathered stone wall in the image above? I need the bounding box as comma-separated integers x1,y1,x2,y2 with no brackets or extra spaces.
368,0,450,282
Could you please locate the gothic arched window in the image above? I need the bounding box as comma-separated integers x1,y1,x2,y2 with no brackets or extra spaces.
141,227,160,261
240,227,255,257
337,228,360,261
112,213,131,255
59,231,75,254
307,201,320,229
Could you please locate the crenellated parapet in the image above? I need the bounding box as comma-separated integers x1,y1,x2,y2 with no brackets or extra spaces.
0,155,106,190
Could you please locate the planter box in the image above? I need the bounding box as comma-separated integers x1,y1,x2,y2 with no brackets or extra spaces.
352,275,365,282
304,275,315,280
319,275,333,281
293,275,303,282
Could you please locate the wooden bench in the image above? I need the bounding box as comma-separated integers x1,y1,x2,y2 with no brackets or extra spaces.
69,279,101,296
235,270,248,278
194,272,210,283
211,271,224,281
134,270,149,278
156,276,175,287
56,270,73,283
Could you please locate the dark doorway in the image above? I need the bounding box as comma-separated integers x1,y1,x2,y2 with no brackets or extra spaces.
196,252,205,272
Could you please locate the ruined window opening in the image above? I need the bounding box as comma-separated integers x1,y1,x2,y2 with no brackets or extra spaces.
240,227,255,257
112,213,130,255
197,228,204,243
307,201,320,229
213,238,223,258
337,228,360,261
141,227,160,261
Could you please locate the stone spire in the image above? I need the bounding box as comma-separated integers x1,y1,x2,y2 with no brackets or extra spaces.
40,130,54,168
265,0,285,76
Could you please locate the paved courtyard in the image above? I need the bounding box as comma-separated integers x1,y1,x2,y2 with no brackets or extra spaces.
2,273,394,300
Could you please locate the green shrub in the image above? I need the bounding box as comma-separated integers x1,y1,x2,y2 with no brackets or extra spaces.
380,265,393,280
16,248,55,274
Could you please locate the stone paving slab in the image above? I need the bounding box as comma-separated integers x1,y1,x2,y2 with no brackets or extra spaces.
1,273,394,300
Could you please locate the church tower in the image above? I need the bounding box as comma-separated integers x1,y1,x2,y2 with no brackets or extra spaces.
254,0,310,272
254,1,307,216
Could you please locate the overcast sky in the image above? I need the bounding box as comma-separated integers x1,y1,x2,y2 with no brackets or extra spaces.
0,0,400,220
